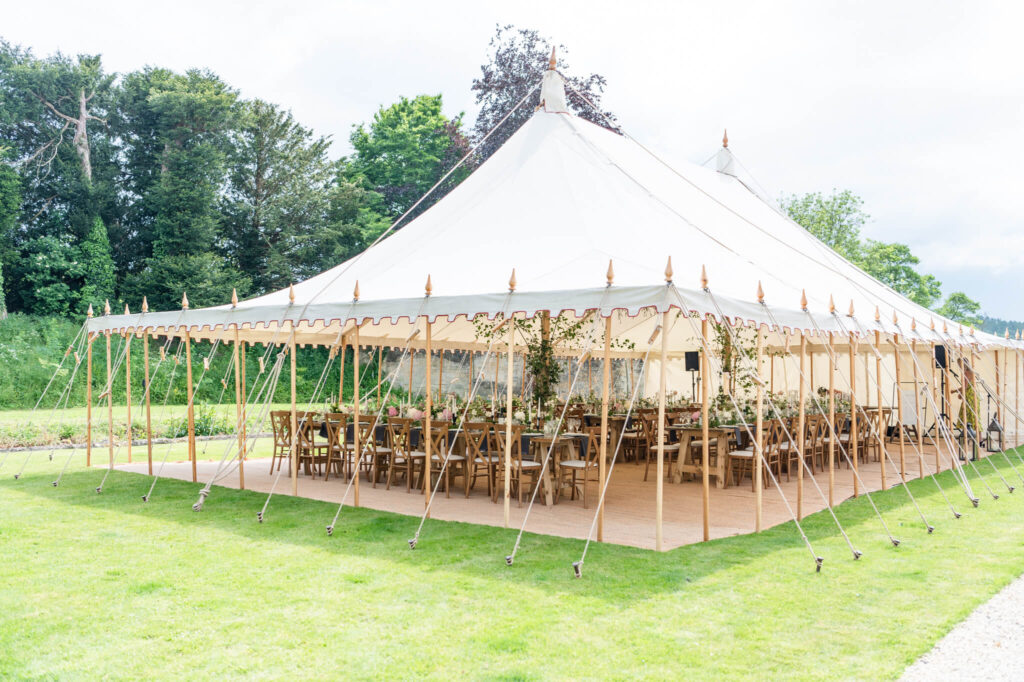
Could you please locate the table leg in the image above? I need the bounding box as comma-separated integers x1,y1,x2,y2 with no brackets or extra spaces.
716,435,728,489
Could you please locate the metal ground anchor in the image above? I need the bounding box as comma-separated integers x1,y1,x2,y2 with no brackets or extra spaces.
815,557,824,572
256,511,263,523
95,486,102,494
853,550,863,560
972,498,980,507
927,525,935,534
953,511,961,518
51,481,58,487
407,538,416,549
505,555,514,566
326,526,334,536
13,474,19,480
572,561,582,578
141,495,148,502
891,539,901,547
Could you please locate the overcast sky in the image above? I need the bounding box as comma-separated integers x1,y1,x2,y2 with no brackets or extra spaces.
5,0,1022,319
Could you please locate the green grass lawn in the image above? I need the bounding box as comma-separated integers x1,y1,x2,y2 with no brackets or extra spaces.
2,445,1024,680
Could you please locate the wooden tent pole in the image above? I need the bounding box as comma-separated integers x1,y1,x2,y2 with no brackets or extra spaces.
520,353,526,401
240,340,247,482
125,328,132,463
588,356,593,396
106,331,113,470
86,331,93,467
598,315,612,542
932,342,941,471
755,327,764,530
828,331,835,506
995,349,1003,425
338,331,347,404
850,333,859,497
504,319,515,527
875,330,886,490
701,318,710,541
894,333,906,479
911,338,922,477
770,354,775,394
290,331,298,496
655,310,669,551
797,332,806,520
354,328,361,506
1016,349,1020,447
233,326,245,490
377,345,383,408
185,331,196,482
407,348,413,403
437,348,443,402
144,332,152,475
944,347,954,462
424,319,432,510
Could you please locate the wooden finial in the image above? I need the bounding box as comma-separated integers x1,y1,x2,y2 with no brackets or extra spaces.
231,288,238,308
874,305,880,322
848,300,855,317
958,324,963,336
425,274,433,296
509,269,517,292
723,129,729,148
87,303,94,318
664,256,673,284
911,318,917,331
942,320,948,333
606,260,614,286
142,296,149,313
828,294,836,314
930,318,936,331
104,299,111,316
800,289,808,310
181,292,189,310
757,281,765,304
892,310,898,325
548,46,557,70
970,326,975,336
700,265,708,289
124,303,130,316
1005,328,1010,339
288,283,296,304
353,280,360,302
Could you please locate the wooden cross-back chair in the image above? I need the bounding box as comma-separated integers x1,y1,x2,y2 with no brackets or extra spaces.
425,421,469,498
556,425,601,507
492,423,540,506
322,413,349,482
640,411,680,482
464,422,496,497
270,410,293,474
385,417,422,492
296,411,328,477
356,414,391,487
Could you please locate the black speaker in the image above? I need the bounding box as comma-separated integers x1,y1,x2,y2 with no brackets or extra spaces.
684,351,700,372
934,345,947,369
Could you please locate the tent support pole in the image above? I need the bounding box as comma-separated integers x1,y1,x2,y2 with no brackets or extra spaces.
377,345,382,408
850,333,859,497
828,331,835,507
995,349,1002,425
875,330,886,490
290,333,298,496
1016,349,1020,447
656,311,668,551
125,331,132,463
504,319,514,528
233,327,245,490
755,327,764,529
144,332,152,475
354,328,360,505
86,333,93,467
338,332,347,405
106,331,113,471
894,333,907,479
598,315,611,542
797,331,806,520
240,340,247,485
185,330,196,482
701,318,710,541
438,348,443,402
424,319,432,511
912,338,922,477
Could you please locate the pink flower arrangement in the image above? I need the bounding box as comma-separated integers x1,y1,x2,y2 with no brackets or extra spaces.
407,408,425,420
387,406,398,417
440,408,453,422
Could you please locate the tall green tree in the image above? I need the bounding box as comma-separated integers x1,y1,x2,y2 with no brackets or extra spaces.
344,94,471,220
220,99,337,293
859,240,942,308
78,216,115,312
119,69,247,309
0,150,19,315
937,292,983,327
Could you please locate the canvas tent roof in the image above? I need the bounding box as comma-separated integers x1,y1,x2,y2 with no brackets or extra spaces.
88,70,1013,352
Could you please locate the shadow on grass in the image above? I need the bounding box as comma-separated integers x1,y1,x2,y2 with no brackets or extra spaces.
4,449,1018,601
